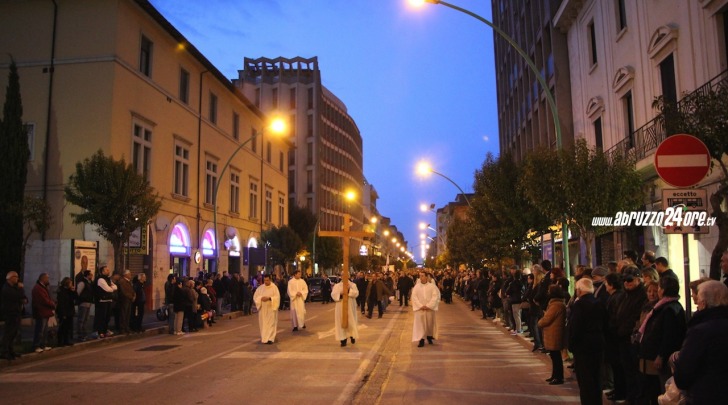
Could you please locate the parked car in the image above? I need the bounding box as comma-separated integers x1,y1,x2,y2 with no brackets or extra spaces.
305,276,340,301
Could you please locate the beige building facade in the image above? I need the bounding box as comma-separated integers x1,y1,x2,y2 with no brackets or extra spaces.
0,0,288,307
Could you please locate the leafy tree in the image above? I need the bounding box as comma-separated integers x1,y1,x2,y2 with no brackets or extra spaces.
315,236,342,272
289,204,317,246
0,60,29,281
471,152,552,263
20,196,52,280
653,83,728,279
520,140,644,267
261,225,303,272
64,150,161,273
446,216,479,269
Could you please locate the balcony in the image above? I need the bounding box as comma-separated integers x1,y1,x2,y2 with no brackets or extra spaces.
607,69,728,163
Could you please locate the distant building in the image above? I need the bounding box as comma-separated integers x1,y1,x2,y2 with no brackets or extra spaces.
0,0,288,307
436,193,473,258
234,56,365,259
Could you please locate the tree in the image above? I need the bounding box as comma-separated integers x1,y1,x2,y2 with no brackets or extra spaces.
653,83,728,279
446,216,480,269
64,150,161,273
315,236,342,273
520,140,644,267
289,204,317,246
20,196,52,280
471,152,552,263
0,60,29,281
261,225,303,273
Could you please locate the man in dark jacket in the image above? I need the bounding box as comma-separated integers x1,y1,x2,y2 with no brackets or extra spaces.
1,271,26,360
76,270,95,340
614,266,647,403
131,273,147,332
366,273,392,319
117,270,135,334
569,278,607,405
32,273,56,352
355,272,368,314
397,271,414,307
321,274,332,305
164,274,177,334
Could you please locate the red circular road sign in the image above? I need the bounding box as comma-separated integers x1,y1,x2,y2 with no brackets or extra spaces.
654,134,711,188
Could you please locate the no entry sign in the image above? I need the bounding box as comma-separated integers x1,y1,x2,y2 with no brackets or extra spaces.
654,134,711,188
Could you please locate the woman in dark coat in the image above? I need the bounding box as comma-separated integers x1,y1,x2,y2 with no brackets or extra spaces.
538,284,566,385
673,280,728,405
56,277,77,346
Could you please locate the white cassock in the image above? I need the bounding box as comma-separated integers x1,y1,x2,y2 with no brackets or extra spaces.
253,283,280,343
411,280,441,341
287,277,309,328
332,282,359,341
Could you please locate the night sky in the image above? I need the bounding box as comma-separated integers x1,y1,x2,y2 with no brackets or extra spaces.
150,0,500,259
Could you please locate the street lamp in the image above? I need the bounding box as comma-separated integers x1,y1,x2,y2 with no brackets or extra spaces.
213,117,287,263
313,188,358,274
416,161,472,208
420,203,436,213
408,0,569,275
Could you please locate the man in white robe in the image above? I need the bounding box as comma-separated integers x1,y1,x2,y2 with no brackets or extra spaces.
287,270,308,332
412,272,441,347
253,274,280,344
332,280,359,347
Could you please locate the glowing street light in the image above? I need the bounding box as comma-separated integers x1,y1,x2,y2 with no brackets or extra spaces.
415,160,472,208
345,190,356,202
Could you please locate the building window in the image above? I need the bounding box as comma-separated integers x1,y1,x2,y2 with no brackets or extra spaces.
307,114,314,137
232,112,240,140
272,87,278,110
288,150,295,166
289,114,296,137
132,122,152,179
266,141,272,163
289,88,296,109
660,54,677,105
588,21,598,66
623,91,635,147
25,123,35,161
255,88,261,108
265,188,273,223
249,181,258,219
593,117,603,151
230,171,240,213
307,88,314,109
278,195,285,226
306,170,313,193
179,68,189,104
140,35,153,77
174,144,189,197
209,92,218,124
251,128,258,153
616,0,627,31
205,160,218,204
289,170,295,193
307,142,313,165
279,151,284,172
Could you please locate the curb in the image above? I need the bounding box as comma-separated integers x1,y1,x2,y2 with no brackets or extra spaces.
0,311,245,370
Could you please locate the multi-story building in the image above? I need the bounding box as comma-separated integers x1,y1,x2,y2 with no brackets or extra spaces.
436,193,473,259
491,0,575,161
0,0,288,307
234,56,365,255
554,0,728,292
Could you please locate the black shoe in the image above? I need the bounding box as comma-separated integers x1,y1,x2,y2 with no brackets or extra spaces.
548,379,564,385
378,314,382,318
302,325,306,329
427,336,433,345
545,377,554,382
366,315,372,319
265,341,274,345
532,346,540,352
418,339,425,347
292,327,298,332
350,337,356,344
340,339,347,347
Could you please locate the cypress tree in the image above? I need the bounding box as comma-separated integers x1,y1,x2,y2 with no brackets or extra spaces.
0,60,29,280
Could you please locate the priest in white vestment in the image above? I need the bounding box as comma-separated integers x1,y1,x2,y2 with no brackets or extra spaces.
411,272,441,347
332,280,359,347
254,274,280,344
287,270,309,331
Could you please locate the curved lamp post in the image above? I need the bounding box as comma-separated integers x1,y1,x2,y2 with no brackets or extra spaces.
416,161,472,208
213,117,286,262
409,0,570,276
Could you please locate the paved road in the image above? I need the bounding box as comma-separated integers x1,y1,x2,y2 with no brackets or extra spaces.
0,298,583,404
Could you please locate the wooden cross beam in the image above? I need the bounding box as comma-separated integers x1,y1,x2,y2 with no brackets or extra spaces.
318,213,374,329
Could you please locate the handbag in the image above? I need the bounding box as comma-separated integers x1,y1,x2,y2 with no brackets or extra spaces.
156,306,168,321
47,314,58,328
520,301,531,309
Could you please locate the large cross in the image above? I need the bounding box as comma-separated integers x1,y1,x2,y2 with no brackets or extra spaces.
318,213,374,328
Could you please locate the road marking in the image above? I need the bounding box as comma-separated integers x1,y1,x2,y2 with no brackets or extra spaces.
0,371,161,384
317,324,369,339
415,387,581,403
222,352,362,360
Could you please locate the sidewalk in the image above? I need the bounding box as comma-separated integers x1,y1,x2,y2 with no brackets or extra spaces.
0,307,244,369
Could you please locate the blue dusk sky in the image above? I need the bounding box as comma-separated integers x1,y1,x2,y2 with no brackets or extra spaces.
150,0,500,257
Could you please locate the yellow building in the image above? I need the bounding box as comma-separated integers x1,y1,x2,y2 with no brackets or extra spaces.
0,0,288,307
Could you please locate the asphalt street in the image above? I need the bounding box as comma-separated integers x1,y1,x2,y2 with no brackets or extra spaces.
0,298,582,405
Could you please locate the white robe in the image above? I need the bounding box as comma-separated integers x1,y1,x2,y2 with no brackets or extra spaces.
411,280,440,341
287,277,309,328
253,283,280,343
332,282,359,341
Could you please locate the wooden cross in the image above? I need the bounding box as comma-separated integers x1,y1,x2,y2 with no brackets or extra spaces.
318,213,374,329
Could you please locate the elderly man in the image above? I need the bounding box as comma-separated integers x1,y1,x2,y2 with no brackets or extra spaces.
32,273,56,353
254,274,280,344
94,265,117,338
1,271,26,360
287,270,308,332
117,270,135,335
569,278,607,405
